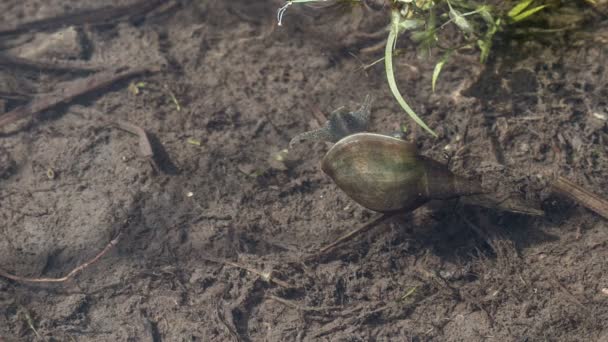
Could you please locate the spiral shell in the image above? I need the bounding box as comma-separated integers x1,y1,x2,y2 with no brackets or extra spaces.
321,133,483,213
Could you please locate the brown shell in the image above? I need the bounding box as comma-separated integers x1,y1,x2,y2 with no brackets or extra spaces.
321,133,482,213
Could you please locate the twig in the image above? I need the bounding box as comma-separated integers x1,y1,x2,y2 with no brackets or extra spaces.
113,120,154,159
360,39,388,55
201,255,292,289
0,91,30,102
0,0,166,36
0,54,101,72
18,306,41,339
112,120,159,172
0,67,151,129
551,176,608,220
306,213,397,262
0,232,122,283
458,193,545,216
252,119,267,137
214,302,241,341
310,105,328,127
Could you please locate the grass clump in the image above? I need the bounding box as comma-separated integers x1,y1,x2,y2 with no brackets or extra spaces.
277,0,594,136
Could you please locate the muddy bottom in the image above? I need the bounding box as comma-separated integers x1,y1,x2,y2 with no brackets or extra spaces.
0,1,607,341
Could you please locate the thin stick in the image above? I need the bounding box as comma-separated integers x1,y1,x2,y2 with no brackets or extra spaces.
310,106,328,126
0,232,122,283
551,176,608,220
114,120,154,158
0,91,30,101
360,39,388,55
0,54,102,72
201,255,292,289
0,67,151,129
308,213,397,261
0,0,165,36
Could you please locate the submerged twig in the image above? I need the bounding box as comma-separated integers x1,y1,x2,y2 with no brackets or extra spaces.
0,91,30,102
114,120,154,159
459,193,545,216
551,176,608,220
18,306,41,339
0,232,123,283
0,54,101,73
0,67,151,129
0,0,166,36
307,213,397,262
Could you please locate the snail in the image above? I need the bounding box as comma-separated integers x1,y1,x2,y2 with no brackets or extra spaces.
290,95,545,216
290,95,484,213
321,132,483,213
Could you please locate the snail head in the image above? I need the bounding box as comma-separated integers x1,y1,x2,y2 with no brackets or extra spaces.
289,94,373,147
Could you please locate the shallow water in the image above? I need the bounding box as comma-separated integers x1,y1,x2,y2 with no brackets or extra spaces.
0,1,607,340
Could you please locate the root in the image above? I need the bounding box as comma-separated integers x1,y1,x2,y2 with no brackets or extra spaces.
0,232,123,283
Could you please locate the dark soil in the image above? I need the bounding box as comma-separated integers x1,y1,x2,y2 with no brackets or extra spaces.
1,1,607,341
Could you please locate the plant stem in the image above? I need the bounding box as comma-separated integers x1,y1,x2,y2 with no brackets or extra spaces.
385,9,437,137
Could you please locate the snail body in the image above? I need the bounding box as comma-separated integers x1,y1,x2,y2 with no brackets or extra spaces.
321,133,483,213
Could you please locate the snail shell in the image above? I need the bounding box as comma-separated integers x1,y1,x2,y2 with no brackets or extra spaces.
321,133,483,213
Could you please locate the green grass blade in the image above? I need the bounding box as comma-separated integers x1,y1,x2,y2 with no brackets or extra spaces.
432,51,452,92
478,5,494,24
478,38,492,63
511,5,548,22
385,11,437,137
508,0,534,18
